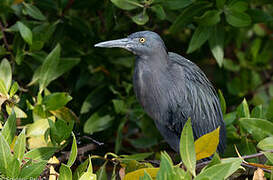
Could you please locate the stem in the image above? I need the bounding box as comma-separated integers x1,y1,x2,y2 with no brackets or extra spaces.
0,21,10,51
242,150,273,160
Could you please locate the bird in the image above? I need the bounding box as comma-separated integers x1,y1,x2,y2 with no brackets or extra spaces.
95,31,226,154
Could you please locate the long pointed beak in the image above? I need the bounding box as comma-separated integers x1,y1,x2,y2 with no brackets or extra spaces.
94,38,133,51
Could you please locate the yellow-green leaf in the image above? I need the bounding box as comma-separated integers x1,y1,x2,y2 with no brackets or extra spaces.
124,168,159,180
257,137,273,150
180,118,196,177
194,127,220,160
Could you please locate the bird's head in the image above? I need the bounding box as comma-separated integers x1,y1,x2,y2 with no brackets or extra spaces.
94,31,167,57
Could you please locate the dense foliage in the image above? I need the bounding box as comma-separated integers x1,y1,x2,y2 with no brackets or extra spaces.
0,0,273,179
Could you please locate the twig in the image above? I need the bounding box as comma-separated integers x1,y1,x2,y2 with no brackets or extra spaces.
82,135,104,146
241,162,271,173
0,21,10,51
242,150,273,160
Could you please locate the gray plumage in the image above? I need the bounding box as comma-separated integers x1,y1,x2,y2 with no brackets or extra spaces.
95,31,226,154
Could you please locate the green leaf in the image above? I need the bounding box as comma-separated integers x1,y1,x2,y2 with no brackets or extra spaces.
156,152,175,180
163,0,192,10
96,161,107,180
19,161,47,178
196,10,221,26
218,89,226,114
237,98,250,118
9,82,19,98
79,172,97,180
195,158,242,179
239,118,273,141
169,2,212,34
39,44,61,93
24,147,58,161
121,152,153,161
0,79,9,97
111,0,141,10
6,104,27,119
228,0,248,12
112,99,126,114
251,105,264,119
6,158,20,178
73,158,89,180
84,113,113,134
2,110,16,145
59,163,72,180
257,137,273,150
264,152,273,164
43,92,72,110
216,0,226,9
50,107,78,123
151,5,166,20
132,12,149,25
14,129,26,162
48,119,74,144
180,118,196,176
223,58,240,72
23,2,46,21
187,26,212,54
266,99,273,121
225,10,251,27
115,118,127,153
0,58,12,92
0,133,13,176
209,25,225,67
17,21,33,45
141,171,153,180
67,132,77,167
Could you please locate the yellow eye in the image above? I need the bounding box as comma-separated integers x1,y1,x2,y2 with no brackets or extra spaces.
139,37,146,43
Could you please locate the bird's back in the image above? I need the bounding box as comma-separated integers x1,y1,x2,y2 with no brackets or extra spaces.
133,52,226,154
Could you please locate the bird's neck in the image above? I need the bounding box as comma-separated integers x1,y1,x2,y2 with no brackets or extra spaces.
136,51,169,69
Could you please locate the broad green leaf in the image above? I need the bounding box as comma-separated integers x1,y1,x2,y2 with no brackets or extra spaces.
224,112,237,126
228,0,248,12
264,152,273,163
132,12,149,25
251,105,263,118
221,158,243,178
39,44,61,93
218,89,226,114
96,161,107,180
79,172,96,180
43,92,72,110
194,127,220,160
111,0,141,10
237,98,250,118
23,2,46,21
187,26,212,54
87,156,93,173
113,99,126,114
2,110,16,145
180,118,196,176
203,153,221,171
67,132,77,167
73,158,89,180
196,10,221,26
59,164,72,180
121,152,153,162
17,21,33,45
239,118,273,141
195,158,242,179
257,137,273,150
225,10,251,27
0,133,13,175
24,147,58,161
6,105,27,118
223,58,240,72
163,0,192,10
266,99,273,121
19,161,47,178
14,129,26,162
9,82,19,98
6,158,20,178
124,168,159,180
151,5,166,20
156,152,175,180
48,119,74,144
84,113,113,134
0,79,8,97
209,25,225,67
169,2,212,34
0,58,12,92
50,107,78,123
216,0,226,9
